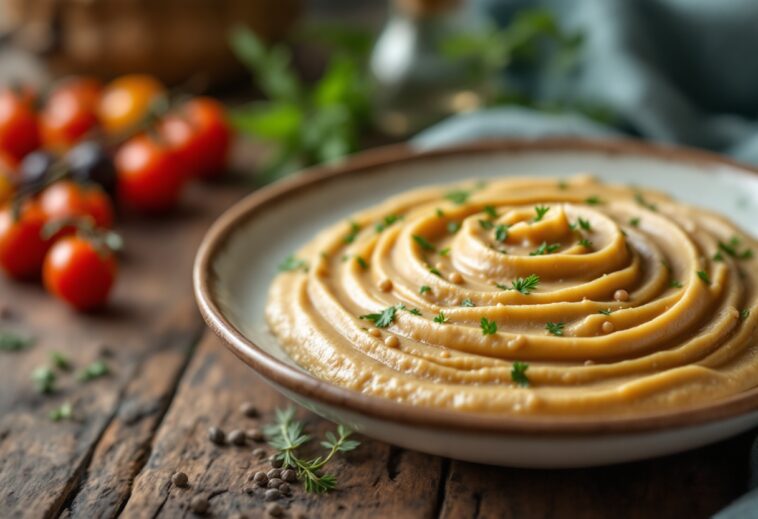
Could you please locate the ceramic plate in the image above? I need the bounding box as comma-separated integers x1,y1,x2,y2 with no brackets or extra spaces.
194,139,758,468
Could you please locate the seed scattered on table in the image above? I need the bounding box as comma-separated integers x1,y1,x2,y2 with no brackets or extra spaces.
247,428,264,442
190,495,209,514
240,401,259,418
281,469,297,483
267,468,282,479
266,503,284,517
264,488,282,501
171,471,189,488
252,447,267,459
279,482,291,495
269,455,283,468
208,426,225,445
228,429,246,446
253,471,269,486
268,477,283,489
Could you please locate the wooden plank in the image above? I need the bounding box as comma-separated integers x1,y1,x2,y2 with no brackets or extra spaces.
0,182,244,518
122,334,445,518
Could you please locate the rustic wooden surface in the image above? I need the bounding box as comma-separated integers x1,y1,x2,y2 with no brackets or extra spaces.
0,178,754,519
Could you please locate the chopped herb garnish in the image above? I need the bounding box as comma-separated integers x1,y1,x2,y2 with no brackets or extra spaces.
533,205,550,222
495,224,509,242
375,214,401,232
32,366,56,394
713,251,724,262
408,308,422,316
670,279,683,288
478,219,494,230
585,196,603,205
435,208,445,218
0,331,32,351
558,180,568,190
629,217,640,227
718,238,753,261
433,312,449,324
530,242,561,256
634,192,657,211
412,235,436,252
77,360,109,382
419,285,431,295
508,274,541,295
429,267,442,277
483,205,498,219
439,247,451,257
578,239,593,249
359,306,398,328
697,270,711,285
480,318,497,335
343,221,361,244
741,309,750,320
264,407,359,493
599,308,613,316
545,321,565,336
447,221,461,234
511,361,529,387
50,351,71,371
279,255,308,272
445,190,470,205
355,256,368,269
49,402,73,422
461,298,475,307
576,218,592,231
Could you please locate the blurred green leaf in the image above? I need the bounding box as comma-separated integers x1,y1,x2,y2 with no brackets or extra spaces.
231,102,303,140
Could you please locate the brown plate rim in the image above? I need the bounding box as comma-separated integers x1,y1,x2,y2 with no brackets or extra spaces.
194,137,758,436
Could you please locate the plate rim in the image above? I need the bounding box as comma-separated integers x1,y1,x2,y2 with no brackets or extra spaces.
194,137,758,436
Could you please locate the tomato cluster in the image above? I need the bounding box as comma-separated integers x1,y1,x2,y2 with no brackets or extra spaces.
0,74,232,311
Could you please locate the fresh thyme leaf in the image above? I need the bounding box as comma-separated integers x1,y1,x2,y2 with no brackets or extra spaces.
49,402,73,422
511,361,529,387
741,309,751,320
447,221,461,234
576,218,592,231
265,407,359,493
439,247,451,257
429,266,442,277
480,317,497,335
77,360,109,382
478,219,494,230
599,308,613,315
355,256,368,269
585,196,603,205
634,192,657,211
533,205,550,222
50,351,71,371
359,306,397,328
529,242,560,256
578,239,593,249
509,274,540,295
545,321,565,336
433,312,449,324
697,270,711,285
461,298,475,307
445,190,470,205
670,279,683,288
375,214,402,232
412,235,436,252
419,285,431,295
279,255,308,272
629,217,640,227
0,331,32,351
343,221,361,244
495,224,509,242
483,205,498,219
32,366,56,394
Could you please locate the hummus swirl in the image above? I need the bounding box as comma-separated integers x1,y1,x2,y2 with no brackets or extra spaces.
266,175,758,416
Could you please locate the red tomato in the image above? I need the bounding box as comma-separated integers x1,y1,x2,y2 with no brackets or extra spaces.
0,202,51,279
0,89,40,162
163,97,231,179
115,134,185,212
43,235,117,311
98,75,165,135
39,181,114,229
40,77,102,151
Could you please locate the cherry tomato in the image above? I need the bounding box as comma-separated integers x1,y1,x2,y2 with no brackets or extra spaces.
179,97,231,179
159,114,199,179
98,75,165,135
0,202,51,280
43,235,117,311
39,181,114,229
115,134,185,212
0,88,40,162
40,77,101,152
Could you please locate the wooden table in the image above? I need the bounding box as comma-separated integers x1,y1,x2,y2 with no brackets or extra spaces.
0,179,753,519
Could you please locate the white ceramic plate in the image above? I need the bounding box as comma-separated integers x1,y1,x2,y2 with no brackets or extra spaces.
195,139,758,468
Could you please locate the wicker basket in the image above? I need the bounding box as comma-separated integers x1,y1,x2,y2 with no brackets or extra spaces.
1,0,301,85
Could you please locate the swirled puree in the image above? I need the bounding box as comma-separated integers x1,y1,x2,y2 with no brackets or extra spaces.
266,175,758,416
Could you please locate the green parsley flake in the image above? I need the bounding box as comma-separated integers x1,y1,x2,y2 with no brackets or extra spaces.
429,267,442,277
32,366,56,394
439,247,451,257
578,239,593,249
629,217,641,227
480,318,497,335
279,255,308,273
433,312,449,324
419,285,431,295
495,224,509,242
447,221,461,234
435,208,445,218
670,280,683,289
530,242,561,256
508,274,540,295
545,321,565,336
408,308,422,316
343,221,361,244
355,256,368,269
49,402,73,422
634,192,658,211
576,218,592,231
697,270,711,285
483,205,498,219
741,309,750,320
599,308,613,316
585,196,603,205
375,214,402,233
533,206,550,222
77,360,109,382
412,235,436,252
445,190,470,205
360,306,398,328
478,219,494,230
511,362,529,387
461,298,475,307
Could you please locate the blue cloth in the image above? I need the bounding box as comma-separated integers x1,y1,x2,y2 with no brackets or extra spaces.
415,2,758,516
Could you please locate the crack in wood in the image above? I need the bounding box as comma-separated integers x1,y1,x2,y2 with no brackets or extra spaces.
433,458,451,519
